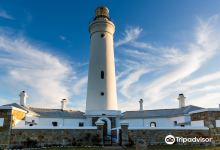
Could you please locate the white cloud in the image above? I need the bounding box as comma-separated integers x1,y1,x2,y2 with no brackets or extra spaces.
72,75,88,95
118,67,151,98
59,35,66,41
131,41,153,49
0,31,74,108
0,9,14,20
115,27,142,47
189,84,220,94
191,92,220,107
142,15,220,105
116,15,220,110
0,98,15,105
123,47,184,67
184,71,220,87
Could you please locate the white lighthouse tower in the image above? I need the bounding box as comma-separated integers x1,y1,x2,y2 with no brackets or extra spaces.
86,6,118,112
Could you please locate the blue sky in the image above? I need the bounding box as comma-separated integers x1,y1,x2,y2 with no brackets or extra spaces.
1,0,220,111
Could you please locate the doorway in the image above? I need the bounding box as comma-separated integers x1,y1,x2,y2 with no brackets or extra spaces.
97,117,112,145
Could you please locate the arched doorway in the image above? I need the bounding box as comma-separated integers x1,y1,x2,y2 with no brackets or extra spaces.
97,117,112,145
97,117,111,135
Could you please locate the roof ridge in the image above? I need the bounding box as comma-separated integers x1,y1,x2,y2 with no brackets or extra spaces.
123,105,204,113
30,107,82,112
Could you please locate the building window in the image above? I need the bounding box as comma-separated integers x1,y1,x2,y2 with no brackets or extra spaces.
52,121,58,127
101,92,104,96
79,122,84,127
29,120,35,126
150,122,156,127
0,118,4,127
101,71,104,79
101,33,105,38
180,124,185,127
174,121,177,126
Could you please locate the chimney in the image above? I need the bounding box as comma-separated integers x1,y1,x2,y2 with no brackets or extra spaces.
19,91,28,107
139,99,143,111
61,99,67,111
177,93,186,108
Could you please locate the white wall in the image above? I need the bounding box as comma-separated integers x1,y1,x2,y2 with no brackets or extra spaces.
122,115,191,128
144,118,173,127
83,117,93,126
122,118,172,128
64,119,87,127
25,116,39,124
124,119,144,127
170,115,190,124
32,118,63,127
191,120,204,127
23,118,88,128
14,120,25,127
216,120,220,127
13,115,90,128
116,117,121,128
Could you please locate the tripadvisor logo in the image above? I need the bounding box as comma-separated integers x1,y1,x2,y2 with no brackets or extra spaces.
165,135,213,145
165,135,175,145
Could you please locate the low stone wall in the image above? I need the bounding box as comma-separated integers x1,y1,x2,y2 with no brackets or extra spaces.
191,111,220,128
9,129,98,149
0,109,12,149
210,127,220,145
127,129,210,145
191,111,220,145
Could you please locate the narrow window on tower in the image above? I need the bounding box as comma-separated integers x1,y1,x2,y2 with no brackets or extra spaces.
101,71,104,79
101,33,105,38
52,121,58,127
79,122,84,127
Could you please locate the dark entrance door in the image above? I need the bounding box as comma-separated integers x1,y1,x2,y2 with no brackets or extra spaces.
119,129,122,146
103,120,107,137
102,120,112,145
